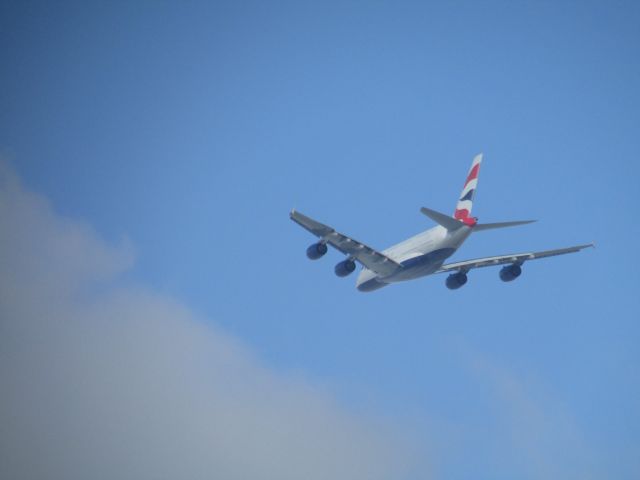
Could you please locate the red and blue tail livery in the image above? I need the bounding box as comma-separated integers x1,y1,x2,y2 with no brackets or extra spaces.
454,153,482,225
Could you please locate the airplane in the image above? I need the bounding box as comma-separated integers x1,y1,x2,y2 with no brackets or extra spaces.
290,153,593,292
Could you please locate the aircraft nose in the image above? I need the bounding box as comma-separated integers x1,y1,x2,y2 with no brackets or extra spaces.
356,277,387,292
356,269,386,292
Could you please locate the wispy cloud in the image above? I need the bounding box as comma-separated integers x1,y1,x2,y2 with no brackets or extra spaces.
0,164,413,480
467,352,603,480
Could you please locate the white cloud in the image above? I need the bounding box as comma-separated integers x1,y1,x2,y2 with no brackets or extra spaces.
0,164,413,480
467,353,602,480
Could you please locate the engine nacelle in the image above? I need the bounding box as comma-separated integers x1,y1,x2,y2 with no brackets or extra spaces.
306,242,328,260
446,272,468,290
334,259,356,277
499,264,522,282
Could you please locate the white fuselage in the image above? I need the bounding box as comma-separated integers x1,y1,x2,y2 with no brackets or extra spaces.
356,225,472,291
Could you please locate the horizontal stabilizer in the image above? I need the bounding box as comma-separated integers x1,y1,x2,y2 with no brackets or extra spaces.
420,207,465,231
473,220,537,232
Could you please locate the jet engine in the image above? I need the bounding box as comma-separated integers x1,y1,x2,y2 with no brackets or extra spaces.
334,259,356,277
446,271,468,290
499,264,522,282
306,242,328,260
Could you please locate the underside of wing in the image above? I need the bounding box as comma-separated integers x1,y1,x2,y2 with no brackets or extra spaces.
437,243,595,273
290,209,402,276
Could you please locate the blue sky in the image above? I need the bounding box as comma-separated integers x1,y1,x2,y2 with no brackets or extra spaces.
1,1,639,478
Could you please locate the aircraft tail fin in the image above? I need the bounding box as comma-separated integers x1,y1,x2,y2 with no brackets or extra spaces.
473,220,537,231
454,153,483,221
420,207,465,231
423,155,534,233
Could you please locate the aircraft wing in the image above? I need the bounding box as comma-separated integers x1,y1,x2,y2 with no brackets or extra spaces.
290,209,402,276
437,243,594,273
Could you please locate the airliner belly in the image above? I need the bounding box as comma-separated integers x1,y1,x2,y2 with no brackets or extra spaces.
356,225,472,291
